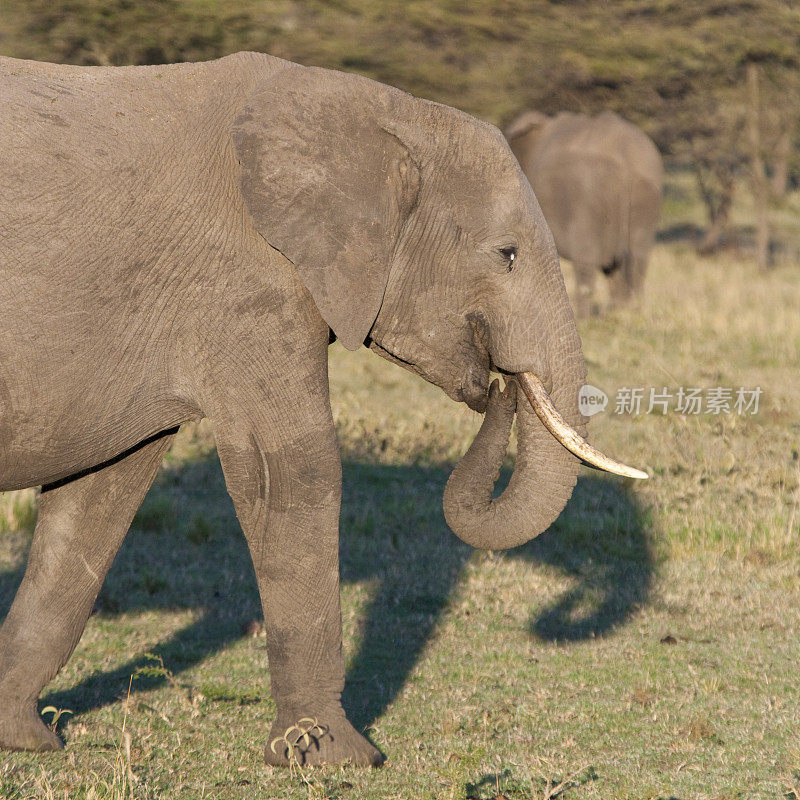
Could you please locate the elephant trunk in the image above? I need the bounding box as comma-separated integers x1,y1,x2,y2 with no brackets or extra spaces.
443,371,646,551
443,375,581,550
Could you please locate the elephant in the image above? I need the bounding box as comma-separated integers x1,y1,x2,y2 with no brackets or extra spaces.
504,110,663,318
0,52,645,767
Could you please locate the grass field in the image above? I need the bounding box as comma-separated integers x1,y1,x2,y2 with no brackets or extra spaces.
0,174,798,798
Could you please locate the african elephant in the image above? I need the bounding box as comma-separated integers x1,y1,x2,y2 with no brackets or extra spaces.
505,110,663,318
0,52,644,767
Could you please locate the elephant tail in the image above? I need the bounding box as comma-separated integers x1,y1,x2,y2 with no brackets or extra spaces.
616,171,660,270
597,175,633,278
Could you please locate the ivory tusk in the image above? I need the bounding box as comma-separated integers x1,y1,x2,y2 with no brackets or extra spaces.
517,371,649,480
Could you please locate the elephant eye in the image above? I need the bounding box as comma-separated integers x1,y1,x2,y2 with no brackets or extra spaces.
498,246,517,272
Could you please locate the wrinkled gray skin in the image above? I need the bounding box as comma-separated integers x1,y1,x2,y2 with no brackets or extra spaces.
0,53,586,766
505,110,663,318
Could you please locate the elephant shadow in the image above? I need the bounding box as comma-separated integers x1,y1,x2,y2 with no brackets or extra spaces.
0,448,654,735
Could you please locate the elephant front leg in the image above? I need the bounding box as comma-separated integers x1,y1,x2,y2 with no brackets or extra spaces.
213,419,383,767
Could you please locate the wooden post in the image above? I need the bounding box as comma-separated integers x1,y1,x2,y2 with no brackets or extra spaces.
746,61,770,271
695,160,735,254
770,129,791,200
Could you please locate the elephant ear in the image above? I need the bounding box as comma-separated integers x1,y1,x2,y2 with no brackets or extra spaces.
231,66,421,350
504,110,548,142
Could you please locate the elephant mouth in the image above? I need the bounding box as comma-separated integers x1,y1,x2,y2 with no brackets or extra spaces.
455,364,490,412
366,338,420,374
367,338,490,413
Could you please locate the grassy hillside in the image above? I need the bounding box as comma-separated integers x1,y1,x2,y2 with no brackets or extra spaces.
1,0,798,136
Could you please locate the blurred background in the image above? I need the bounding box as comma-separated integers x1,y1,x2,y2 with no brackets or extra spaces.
2,0,799,263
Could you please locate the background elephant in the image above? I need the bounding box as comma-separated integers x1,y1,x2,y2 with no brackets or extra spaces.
505,110,663,318
0,53,636,767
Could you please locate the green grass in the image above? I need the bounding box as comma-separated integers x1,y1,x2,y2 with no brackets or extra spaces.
0,490,37,535
1,183,799,796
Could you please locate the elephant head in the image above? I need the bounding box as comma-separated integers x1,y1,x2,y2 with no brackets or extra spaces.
504,110,549,171
232,66,645,551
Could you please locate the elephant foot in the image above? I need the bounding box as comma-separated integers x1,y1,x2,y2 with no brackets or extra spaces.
265,708,383,767
0,703,63,752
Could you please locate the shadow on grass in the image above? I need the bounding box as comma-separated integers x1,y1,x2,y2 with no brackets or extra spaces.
657,221,706,245
657,222,800,264
464,764,598,799
0,445,653,735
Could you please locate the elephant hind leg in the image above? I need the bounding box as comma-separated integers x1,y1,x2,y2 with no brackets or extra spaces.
0,431,175,752
605,256,631,308
607,251,648,308
572,260,599,319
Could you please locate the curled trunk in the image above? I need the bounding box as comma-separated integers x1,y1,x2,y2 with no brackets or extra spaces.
444,376,584,550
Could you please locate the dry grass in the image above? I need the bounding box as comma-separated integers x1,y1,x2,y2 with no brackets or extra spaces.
572,244,800,561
